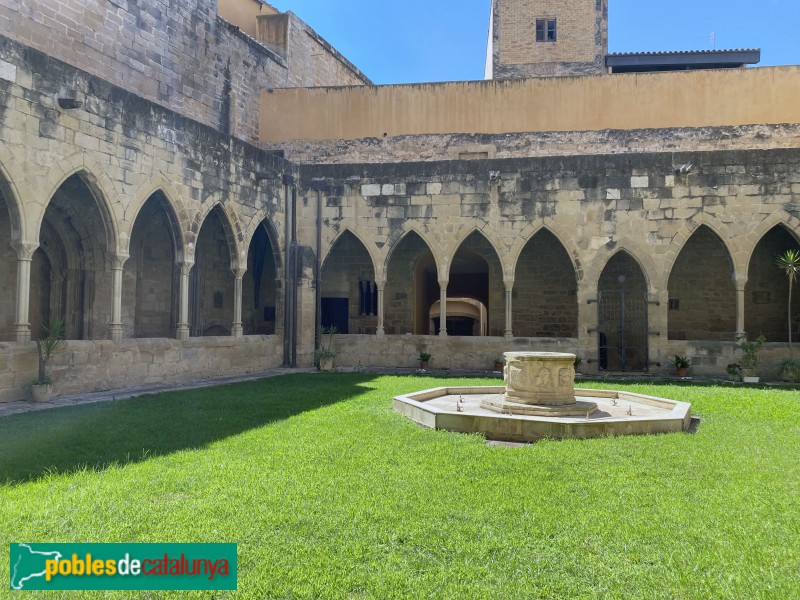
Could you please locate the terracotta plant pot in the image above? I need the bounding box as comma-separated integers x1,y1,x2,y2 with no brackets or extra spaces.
419,361,429,369
677,367,688,377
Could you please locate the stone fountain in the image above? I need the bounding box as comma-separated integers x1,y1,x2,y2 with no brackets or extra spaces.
393,351,692,443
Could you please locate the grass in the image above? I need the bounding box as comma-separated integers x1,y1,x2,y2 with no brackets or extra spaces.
0,374,798,598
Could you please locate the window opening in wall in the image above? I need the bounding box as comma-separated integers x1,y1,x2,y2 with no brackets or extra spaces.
668,299,680,311
536,18,557,42
358,280,378,316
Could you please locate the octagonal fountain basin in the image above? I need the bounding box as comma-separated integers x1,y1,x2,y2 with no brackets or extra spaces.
393,352,691,443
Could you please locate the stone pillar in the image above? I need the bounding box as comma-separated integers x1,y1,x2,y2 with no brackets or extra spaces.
109,253,129,344
735,275,748,336
503,276,514,340
438,278,448,337
177,260,194,342
12,242,37,344
376,278,385,336
232,268,245,338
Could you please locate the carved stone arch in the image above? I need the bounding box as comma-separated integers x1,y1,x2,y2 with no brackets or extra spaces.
442,224,506,281
322,227,379,279
124,174,191,260
741,211,800,281
243,210,284,264
0,140,31,244
382,221,442,278
586,244,659,294
665,215,737,282
509,221,582,283
34,154,121,254
126,186,189,264
193,197,244,272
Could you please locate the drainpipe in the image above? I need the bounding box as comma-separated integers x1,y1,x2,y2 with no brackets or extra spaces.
282,173,294,367
291,183,298,368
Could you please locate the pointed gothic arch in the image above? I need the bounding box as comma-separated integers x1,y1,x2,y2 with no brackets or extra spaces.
667,225,736,341
384,229,439,335
745,224,800,342
243,218,282,335
513,228,579,338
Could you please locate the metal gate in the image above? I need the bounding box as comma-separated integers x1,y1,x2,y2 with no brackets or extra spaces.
597,289,649,372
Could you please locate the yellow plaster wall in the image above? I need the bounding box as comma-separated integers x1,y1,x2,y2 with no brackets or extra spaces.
261,67,800,142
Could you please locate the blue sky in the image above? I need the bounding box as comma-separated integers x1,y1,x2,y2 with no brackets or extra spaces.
267,0,800,84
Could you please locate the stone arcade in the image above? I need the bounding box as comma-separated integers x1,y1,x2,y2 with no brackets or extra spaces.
0,0,799,401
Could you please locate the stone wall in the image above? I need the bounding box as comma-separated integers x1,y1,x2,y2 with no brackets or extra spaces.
271,124,800,165
299,147,800,374
0,0,367,145
0,336,283,402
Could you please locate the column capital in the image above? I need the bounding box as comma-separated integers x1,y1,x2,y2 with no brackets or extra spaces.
231,267,247,279
437,278,449,288
734,274,748,291
11,241,38,261
178,259,195,275
503,277,515,291
109,252,129,270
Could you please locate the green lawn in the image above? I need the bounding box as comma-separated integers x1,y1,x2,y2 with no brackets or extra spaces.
1,374,798,598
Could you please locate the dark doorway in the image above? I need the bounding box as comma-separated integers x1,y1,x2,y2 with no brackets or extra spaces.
321,297,349,334
597,252,649,372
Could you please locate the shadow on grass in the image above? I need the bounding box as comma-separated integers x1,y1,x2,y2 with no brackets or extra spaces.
0,373,378,486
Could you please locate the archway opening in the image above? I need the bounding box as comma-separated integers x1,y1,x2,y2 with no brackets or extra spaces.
0,189,17,341
745,225,800,342
597,251,648,372
243,220,281,335
430,297,488,336
320,231,376,334
124,192,180,338
36,174,112,340
384,232,436,335
668,226,736,341
447,231,503,336
513,229,578,338
191,206,235,337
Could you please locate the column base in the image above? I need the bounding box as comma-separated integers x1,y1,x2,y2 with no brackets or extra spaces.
376,327,385,336
439,331,448,338
504,331,513,341
13,324,31,344
109,323,123,344
232,323,244,338
176,324,190,342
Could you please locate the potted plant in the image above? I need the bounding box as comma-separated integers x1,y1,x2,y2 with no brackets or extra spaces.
673,355,690,377
776,249,800,381
492,357,503,372
31,318,65,402
726,363,743,382
418,351,432,370
736,333,766,383
314,325,337,372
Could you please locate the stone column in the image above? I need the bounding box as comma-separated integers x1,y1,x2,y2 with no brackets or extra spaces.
376,277,386,336
12,241,37,344
504,276,514,340
438,278,448,337
735,275,748,336
232,267,245,338
109,253,129,344
177,260,194,342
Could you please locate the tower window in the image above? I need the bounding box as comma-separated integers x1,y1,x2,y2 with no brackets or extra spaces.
536,18,557,42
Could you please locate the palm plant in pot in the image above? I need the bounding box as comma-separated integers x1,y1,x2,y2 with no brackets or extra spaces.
31,318,65,402
776,249,800,382
314,325,337,372
736,333,766,383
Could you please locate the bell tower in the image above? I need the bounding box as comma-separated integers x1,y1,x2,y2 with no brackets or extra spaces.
485,0,608,79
